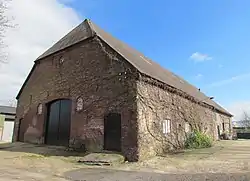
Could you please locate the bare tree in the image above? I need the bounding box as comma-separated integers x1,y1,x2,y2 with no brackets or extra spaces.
0,0,11,63
239,112,250,128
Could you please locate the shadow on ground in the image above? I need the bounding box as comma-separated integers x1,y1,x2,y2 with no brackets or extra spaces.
64,168,250,181
0,142,125,165
0,142,87,157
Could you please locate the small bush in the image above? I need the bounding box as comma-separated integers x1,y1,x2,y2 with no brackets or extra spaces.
185,130,213,149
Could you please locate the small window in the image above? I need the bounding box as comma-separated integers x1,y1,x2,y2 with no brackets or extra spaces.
163,119,171,134
76,97,83,111
59,57,64,64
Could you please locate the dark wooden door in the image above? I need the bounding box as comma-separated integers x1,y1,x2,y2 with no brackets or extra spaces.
57,100,71,145
17,118,24,142
104,113,121,151
46,99,71,146
217,125,220,139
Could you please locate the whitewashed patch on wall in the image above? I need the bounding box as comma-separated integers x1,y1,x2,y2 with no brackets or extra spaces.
37,104,43,115
76,97,83,111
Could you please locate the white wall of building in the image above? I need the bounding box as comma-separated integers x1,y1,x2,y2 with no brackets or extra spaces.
2,121,14,142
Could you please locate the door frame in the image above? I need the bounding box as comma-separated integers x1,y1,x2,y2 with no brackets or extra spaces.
44,98,72,146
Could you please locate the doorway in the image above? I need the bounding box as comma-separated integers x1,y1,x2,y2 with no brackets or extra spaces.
104,113,121,152
17,118,24,142
45,99,71,146
217,125,220,139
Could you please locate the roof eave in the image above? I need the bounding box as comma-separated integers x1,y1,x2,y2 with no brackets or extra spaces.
16,63,36,100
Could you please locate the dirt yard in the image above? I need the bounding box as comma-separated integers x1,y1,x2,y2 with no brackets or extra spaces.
0,140,250,180
0,142,85,180
119,140,250,174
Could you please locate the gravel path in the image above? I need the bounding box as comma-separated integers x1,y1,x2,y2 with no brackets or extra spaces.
65,168,250,181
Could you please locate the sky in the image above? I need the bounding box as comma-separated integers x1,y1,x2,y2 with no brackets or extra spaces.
1,0,250,121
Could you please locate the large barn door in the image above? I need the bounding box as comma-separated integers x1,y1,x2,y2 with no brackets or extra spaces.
57,100,71,145
46,99,71,146
104,113,121,152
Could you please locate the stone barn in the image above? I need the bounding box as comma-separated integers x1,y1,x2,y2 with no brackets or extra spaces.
13,19,233,161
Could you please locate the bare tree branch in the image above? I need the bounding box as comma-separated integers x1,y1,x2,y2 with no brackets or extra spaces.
239,112,250,128
0,0,12,64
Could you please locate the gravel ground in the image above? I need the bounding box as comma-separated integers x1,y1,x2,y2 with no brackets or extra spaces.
0,140,250,180
117,140,250,174
65,168,250,181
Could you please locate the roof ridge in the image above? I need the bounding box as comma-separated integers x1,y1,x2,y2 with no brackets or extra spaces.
16,19,232,116
81,20,232,116
36,19,93,60
84,19,96,37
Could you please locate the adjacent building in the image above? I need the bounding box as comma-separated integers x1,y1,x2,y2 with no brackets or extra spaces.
0,106,16,142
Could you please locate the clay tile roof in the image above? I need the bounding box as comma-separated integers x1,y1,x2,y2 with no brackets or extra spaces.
18,19,232,117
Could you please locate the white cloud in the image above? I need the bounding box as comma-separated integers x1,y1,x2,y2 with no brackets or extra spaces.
227,101,250,122
190,52,212,62
0,0,81,105
208,72,250,88
195,73,203,80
